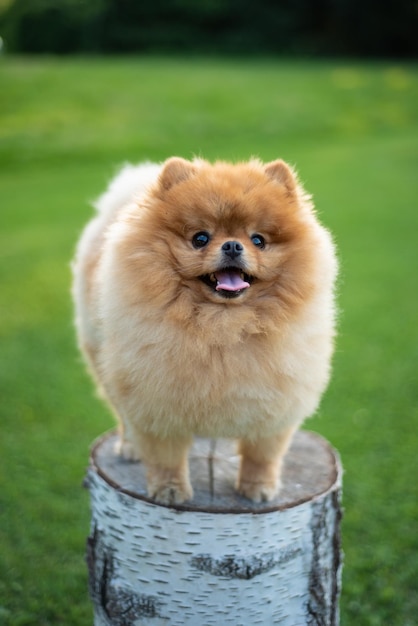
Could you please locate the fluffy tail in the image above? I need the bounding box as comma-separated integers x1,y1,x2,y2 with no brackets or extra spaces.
93,162,161,219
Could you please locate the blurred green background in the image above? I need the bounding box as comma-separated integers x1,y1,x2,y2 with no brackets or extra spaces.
0,2,418,625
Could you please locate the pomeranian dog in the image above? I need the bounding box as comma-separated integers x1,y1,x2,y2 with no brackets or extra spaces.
72,157,338,505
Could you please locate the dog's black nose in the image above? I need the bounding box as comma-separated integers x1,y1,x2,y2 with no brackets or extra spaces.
222,240,243,259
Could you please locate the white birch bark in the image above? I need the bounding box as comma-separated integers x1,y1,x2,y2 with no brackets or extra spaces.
85,431,342,626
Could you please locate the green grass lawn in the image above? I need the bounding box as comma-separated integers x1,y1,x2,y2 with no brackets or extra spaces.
0,56,417,625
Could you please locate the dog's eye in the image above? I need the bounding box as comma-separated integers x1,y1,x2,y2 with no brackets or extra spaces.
192,231,211,248
251,234,265,249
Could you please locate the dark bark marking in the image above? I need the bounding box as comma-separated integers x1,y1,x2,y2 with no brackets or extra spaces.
307,494,342,626
86,524,163,624
307,499,329,626
331,490,343,625
191,545,301,580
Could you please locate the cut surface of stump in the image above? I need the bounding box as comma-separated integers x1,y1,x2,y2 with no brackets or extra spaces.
90,429,339,513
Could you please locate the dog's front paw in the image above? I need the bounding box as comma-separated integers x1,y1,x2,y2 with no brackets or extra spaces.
147,466,193,505
149,481,193,506
237,455,281,503
237,479,280,503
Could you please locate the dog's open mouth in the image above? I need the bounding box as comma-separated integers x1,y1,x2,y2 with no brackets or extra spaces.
200,268,253,299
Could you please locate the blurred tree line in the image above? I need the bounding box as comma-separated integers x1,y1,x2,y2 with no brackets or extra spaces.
0,0,416,57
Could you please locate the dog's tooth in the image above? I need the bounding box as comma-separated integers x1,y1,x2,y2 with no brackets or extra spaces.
210,273,216,282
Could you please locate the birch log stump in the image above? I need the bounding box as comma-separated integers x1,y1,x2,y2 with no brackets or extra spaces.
85,430,342,626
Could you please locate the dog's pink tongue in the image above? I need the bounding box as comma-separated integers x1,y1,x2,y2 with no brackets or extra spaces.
215,269,250,292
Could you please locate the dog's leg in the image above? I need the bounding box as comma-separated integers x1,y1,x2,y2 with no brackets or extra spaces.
237,427,296,502
115,417,142,461
139,432,194,505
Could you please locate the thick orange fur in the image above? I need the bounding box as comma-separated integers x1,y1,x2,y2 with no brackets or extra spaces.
73,157,338,504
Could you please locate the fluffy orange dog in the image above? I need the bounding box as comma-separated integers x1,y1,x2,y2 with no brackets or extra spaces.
73,157,338,505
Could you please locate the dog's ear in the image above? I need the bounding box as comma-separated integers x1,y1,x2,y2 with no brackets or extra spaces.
264,160,297,194
159,157,197,191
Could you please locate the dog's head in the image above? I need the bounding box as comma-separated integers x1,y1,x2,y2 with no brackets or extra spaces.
115,157,333,331
149,157,319,307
